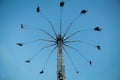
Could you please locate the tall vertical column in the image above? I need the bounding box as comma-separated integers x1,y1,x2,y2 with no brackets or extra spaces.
57,43,66,80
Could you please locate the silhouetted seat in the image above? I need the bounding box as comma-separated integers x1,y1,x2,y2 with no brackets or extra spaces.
21,24,24,29
40,70,44,74
36,6,40,13
80,9,88,14
25,59,30,63
89,60,92,66
94,27,102,31
17,43,23,46
60,1,64,7
96,45,101,50
76,71,79,74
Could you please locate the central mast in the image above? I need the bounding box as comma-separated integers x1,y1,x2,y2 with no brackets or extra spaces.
57,1,66,80
57,34,66,80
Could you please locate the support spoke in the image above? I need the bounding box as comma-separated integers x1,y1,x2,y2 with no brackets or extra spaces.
37,11,57,37
63,43,93,66
41,29,56,40
42,45,58,71
79,29,93,32
64,40,80,43
63,43,89,62
64,30,80,40
25,47,44,63
20,24,40,31
17,38,55,46
41,43,57,50
63,9,88,38
78,40,101,50
25,38,55,44
25,43,57,63
39,38,55,43
22,39,40,45
79,27,102,32
62,46,79,74
79,40,95,47
47,19,57,37
63,15,81,38
60,7,62,34
59,1,64,34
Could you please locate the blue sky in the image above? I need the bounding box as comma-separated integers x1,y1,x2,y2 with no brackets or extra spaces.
0,0,120,80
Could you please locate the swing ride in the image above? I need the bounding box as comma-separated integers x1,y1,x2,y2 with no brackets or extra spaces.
17,0,102,80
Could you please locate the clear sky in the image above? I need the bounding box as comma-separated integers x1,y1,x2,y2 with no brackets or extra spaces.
0,0,120,80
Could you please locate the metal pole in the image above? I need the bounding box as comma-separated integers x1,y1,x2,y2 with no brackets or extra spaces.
57,35,66,80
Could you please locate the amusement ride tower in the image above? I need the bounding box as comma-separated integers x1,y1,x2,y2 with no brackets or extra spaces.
17,0,102,80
